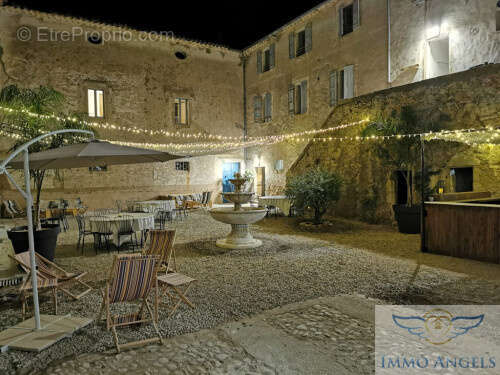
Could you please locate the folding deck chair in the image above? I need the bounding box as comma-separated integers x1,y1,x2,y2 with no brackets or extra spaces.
97,254,163,352
11,251,92,303
142,229,197,319
16,269,58,319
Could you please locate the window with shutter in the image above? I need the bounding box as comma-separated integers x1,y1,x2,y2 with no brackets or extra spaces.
300,80,308,114
329,71,338,107
88,89,104,118
264,93,272,122
269,43,275,69
175,98,189,125
253,95,263,123
340,65,354,99
353,0,360,29
257,51,263,74
296,30,306,57
288,85,295,114
289,33,295,59
305,23,312,53
295,84,302,115
340,2,356,36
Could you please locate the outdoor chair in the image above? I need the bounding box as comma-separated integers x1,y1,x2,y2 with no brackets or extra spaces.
116,215,139,251
97,254,163,353
142,229,196,318
10,251,92,317
125,200,136,212
154,210,171,230
115,200,123,213
47,208,69,231
76,214,93,253
92,217,113,253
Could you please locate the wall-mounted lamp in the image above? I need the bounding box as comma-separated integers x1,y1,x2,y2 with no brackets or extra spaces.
275,160,284,171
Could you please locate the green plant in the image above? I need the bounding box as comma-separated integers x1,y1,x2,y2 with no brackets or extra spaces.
0,84,93,228
414,167,440,199
285,168,343,224
361,106,440,206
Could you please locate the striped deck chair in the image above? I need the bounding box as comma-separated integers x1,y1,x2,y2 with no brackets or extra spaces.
142,230,196,318
11,251,92,302
97,254,163,353
15,267,58,320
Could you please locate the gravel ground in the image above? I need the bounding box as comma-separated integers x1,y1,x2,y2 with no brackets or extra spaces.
1,210,500,374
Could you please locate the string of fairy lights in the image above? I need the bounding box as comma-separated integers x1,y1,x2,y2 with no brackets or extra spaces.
1,104,499,152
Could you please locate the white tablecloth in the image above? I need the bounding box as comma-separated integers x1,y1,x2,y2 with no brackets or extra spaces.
134,200,176,213
258,196,292,215
87,213,155,247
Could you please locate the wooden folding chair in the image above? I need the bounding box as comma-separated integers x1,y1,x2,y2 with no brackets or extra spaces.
11,251,92,302
97,254,163,352
16,268,58,320
142,230,197,318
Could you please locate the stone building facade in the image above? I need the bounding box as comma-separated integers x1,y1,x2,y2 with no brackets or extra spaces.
0,0,498,212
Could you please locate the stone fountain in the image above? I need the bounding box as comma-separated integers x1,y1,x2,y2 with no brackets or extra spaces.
209,173,267,249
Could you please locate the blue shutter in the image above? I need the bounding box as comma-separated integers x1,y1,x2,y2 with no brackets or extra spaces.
257,51,262,74
305,23,312,53
288,85,295,114
289,33,295,59
300,80,308,114
353,0,360,29
329,71,337,107
269,43,275,69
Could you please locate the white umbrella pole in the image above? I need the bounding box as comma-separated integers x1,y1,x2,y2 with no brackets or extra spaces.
23,150,41,330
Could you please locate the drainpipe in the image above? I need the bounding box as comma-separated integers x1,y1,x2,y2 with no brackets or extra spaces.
387,0,391,86
242,55,248,162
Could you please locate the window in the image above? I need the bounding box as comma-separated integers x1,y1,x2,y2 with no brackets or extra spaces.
339,65,354,99
289,23,312,59
175,161,190,171
296,30,306,57
263,93,272,122
497,1,500,32
453,167,473,193
175,98,189,125
89,165,107,172
329,71,338,106
289,80,308,115
257,44,275,73
88,89,104,118
253,95,263,123
339,0,360,36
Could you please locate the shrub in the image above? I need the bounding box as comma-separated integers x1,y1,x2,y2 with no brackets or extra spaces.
285,168,343,224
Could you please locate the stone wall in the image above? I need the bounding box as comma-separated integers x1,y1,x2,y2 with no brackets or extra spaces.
288,64,500,223
0,6,244,207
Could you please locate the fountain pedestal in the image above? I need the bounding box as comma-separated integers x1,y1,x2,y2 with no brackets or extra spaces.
209,173,266,249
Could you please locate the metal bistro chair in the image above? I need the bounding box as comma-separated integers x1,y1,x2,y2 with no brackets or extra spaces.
117,215,139,252
154,210,171,230
76,214,93,253
92,216,113,253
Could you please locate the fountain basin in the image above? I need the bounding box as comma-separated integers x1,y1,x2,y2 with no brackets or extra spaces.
209,207,267,249
221,192,254,206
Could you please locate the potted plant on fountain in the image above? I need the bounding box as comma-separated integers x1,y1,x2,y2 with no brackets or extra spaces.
285,168,343,228
1,85,91,260
361,106,440,234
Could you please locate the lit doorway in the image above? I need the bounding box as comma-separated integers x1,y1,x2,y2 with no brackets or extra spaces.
255,167,265,196
426,37,449,79
222,162,240,203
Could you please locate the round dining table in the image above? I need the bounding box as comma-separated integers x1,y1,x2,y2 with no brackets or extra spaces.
133,200,176,213
86,212,155,247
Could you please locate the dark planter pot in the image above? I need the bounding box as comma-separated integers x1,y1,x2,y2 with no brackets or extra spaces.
7,224,61,261
393,205,421,234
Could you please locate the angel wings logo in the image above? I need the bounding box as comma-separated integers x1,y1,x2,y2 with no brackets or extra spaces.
392,308,484,345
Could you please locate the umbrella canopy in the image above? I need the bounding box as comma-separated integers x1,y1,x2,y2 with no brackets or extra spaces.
8,140,185,170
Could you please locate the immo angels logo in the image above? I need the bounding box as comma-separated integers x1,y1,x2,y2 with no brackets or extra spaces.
392,308,484,345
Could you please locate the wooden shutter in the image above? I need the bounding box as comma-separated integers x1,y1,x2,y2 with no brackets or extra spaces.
269,43,275,69
300,80,308,114
264,93,272,121
288,85,295,114
289,33,295,59
253,95,262,122
339,7,344,36
329,71,338,107
305,22,312,53
353,0,360,29
344,65,354,99
257,51,262,74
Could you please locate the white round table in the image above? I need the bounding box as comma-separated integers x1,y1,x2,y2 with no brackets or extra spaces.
87,213,155,247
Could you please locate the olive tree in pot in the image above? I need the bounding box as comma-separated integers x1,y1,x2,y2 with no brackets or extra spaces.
285,168,343,226
361,106,440,234
1,85,91,260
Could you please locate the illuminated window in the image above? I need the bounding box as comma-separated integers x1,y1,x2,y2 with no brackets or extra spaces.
175,98,189,125
88,89,104,118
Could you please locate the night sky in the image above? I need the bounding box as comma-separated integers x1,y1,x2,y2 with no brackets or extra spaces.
7,0,327,49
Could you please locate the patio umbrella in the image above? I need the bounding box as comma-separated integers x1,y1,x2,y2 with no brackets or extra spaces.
0,130,185,348
8,139,184,170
